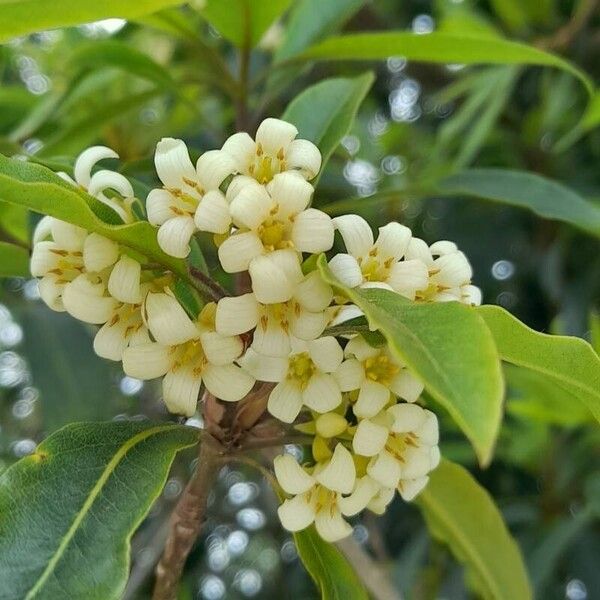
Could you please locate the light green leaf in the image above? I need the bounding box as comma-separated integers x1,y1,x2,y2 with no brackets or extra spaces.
69,40,176,89
416,459,532,600
293,528,369,600
274,0,365,62
0,200,29,244
318,256,504,466
299,32,593,95
281,73,374,181
0,421,198,600
15,305,114,430
0,0,185,43
439,169,600,238
0,154,187,278
201,0,292,47
0,241,29,277
478,305,600,422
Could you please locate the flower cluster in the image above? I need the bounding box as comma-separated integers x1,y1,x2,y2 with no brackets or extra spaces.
30,118,481,542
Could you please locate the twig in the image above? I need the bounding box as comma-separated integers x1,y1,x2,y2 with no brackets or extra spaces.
336,538,403,600
152,433,223,600
537,0,599,50
188,266,230,301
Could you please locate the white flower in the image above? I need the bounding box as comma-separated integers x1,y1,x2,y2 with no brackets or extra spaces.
406,238,482,305
222,117,321,183
275,445,371,542
215,269,333,357
334,336,424,418
146,138,236,258
240,336,344,423
122,295,254,415
217,174,333,273
328,215,429,300
62,273,118,324
352,403,440,501
59,146,136,223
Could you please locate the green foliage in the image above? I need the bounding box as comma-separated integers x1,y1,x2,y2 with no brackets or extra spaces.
0,155,187,278
0,0,184,42
300,32,594,95
478,305,600,422
416,459,532,600
0,421,199,600
440,169,600,239
282,73,374,181
293,528,369,600
200,0,292,47
318,256,503,466
0,241,29,277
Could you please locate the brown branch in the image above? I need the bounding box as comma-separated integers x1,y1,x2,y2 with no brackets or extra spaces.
188,266,230,301
152,433,223,600
537,0,599,50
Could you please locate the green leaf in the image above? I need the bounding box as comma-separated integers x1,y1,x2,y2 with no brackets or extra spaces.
439,169,600,239
201,0,292,47
15,305,115,430
299,32,594,96
0,241,28,277
318,256,504,466
416,459,532,600
293,528,369,600
478,305,600,423
0,200,29,243
281,73,374,181
0,421,199,600
68,40,176,89
274,0,364,62
0,0,185,43
0,154,187,279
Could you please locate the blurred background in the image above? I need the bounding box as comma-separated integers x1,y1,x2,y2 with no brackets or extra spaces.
0,1,599,598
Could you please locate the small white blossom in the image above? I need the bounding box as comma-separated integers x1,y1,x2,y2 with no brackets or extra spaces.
215,269,333,357
222,117,321,183
406,238,482,305
122,295,254,415
334,336,424,418
352,403,440,501
328,215,429,299
146,138,236,258
240,336,344,423
217,174,333,274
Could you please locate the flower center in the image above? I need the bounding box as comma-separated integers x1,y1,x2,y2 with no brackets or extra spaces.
358,248,394,282
364,354,399,386
248,144,286,184
384,431,419,461
287,352,316,388
257,218,290,250
308,484,337,514
171,339,206,376
47,249,84,283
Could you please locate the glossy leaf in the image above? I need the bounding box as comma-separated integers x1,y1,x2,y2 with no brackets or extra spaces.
0,241,29,277
201,0,292,47
293,528,369,600
318,256,504,466
416,459,532,600
0,154,187,278
282,73,374,181
0,200,29,244
0,0,184,43
15,305,114,430
478,305,600,422
0,421,199,600
440,169,600,238
299,32,593,95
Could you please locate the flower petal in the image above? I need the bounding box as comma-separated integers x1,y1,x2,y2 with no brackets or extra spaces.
154,137,198,193
302,373,342,413
274,454,315,495
74,146,118,187
218,231,264,273
389,371,424,403
277,495,315,532
294,270,333,312
83,233,119,272
256,117,297,156
38,277,64,311
145,292,199,345
93,320,129,361
314,509,353,542
229,182,272,229
367,450,402,489
333,358,364,392
398,476,429,502
432,251,472,288
307,337,343,373
352,419,389,457
315,444,356,494
215,293,259,336
146,188,175,225
202,363,255,401
268,172,312,217
122,342,171,379
249,253,296,304
374,222,411,261
199,331,242,365
238,347,287,382
162,367,201,416
344,336,379,361
267,380,303,423
62,276,117,324
88,169,134,200
328,253,363,288
157,215,196,258
354,379,391,418
194,190,231,234
289,307,327,341
387,403,427,433
107,255,141,304
405,237,433,266
291,208,334,253
333,214,374,258
252,316,291,356
286,138,321,180
221,132,255,173
387,259,429,300
338,476,380,517
50,220,87,251
196,149,236,190
367,487,395,514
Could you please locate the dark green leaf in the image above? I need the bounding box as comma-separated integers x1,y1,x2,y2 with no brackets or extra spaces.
439,169,600,238
318,256,504,466
299,32,593,95
0,0,185,43
0,241,29,277
282,73,374,181
0,421,199,600
416,459,532,600
478,305,600,422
